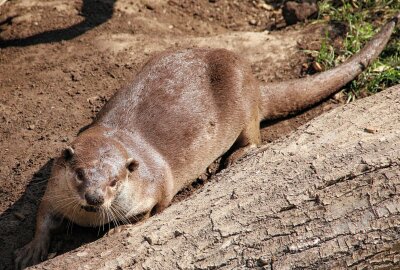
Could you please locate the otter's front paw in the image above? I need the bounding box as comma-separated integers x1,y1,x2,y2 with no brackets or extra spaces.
14,239,49,270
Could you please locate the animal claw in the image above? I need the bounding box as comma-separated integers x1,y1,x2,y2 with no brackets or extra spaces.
14,239,49,270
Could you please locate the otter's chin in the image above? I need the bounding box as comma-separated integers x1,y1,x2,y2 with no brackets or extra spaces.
81,205,100,212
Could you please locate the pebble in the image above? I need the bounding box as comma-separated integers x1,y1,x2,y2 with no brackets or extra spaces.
174,230,183,237
71,72,82,82
249,19,257,26
333,91,345,102
364,127,378,134
77,251,88,257
259,3,273,10
145,3,155,10
230,190,238,199
257,257,270,266
87,96,100,105
143,235,153,245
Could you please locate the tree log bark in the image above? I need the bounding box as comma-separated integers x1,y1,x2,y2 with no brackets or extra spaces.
33,85,400,270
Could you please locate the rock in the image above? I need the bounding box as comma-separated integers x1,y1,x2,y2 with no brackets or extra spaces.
87,96,100,105
174,230,183,237
364,127,378,134
258,3,273,11
144,3,155,10
282,0,318,25
333,91,345,103
71,72,82,82
249,19,257,26
76,251,88,257
143,235,153,245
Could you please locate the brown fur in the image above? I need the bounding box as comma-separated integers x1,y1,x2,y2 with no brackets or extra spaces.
15,14,399,269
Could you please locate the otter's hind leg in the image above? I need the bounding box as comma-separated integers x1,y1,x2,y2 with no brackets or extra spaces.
226,113,261,166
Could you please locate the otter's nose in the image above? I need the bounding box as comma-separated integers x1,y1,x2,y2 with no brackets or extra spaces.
85,192,104,206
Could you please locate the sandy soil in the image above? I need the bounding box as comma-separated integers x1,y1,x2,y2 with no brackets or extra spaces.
0,1,342,269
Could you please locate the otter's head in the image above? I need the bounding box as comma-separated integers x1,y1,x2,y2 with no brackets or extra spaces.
60,136,139,212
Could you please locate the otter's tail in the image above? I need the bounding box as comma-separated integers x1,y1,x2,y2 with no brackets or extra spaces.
260,13,399,120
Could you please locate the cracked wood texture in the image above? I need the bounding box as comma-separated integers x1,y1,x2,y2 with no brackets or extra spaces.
32,85,400,270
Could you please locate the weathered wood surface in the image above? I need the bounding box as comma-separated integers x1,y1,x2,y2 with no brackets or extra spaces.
33,84,400,270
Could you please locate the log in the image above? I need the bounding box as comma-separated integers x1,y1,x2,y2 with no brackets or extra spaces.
33,84,400,269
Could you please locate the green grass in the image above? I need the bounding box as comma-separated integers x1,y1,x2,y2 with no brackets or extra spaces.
314,0,400,102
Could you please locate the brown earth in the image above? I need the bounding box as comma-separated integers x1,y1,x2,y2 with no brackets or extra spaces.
0,0,351,269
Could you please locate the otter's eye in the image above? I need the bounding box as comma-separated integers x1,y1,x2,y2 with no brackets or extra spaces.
109,179,118,187
76,169,85,182
126,158,139,173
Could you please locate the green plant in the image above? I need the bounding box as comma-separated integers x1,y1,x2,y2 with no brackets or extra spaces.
315,0,400,101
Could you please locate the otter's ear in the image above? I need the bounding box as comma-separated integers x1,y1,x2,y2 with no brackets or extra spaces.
126,158,139,173
62,147,74,161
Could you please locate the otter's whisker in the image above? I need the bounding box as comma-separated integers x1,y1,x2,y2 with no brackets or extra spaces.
109,207,119,228
112,204,130,225
110,206,124,226
97,207,104,236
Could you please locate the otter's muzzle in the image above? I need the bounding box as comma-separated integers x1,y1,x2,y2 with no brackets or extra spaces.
84,191,105,206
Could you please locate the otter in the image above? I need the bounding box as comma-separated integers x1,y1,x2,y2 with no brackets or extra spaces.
15,14,399,269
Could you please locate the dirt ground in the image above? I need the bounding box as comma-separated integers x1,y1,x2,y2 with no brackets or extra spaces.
0,1,344,269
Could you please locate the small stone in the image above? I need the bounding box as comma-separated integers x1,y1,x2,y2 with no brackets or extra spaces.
333,91,345,102
144,3,155,10
143,235,153,245
77,251,88,257
283,0,319,25
259,3,273,10
174,230,183,237
249,19,257,26
257,257,270,266
28,124,35,130
87,96,100,105
168,25,174,29
364,127,378,134
230,190,238,199
71,72,82,82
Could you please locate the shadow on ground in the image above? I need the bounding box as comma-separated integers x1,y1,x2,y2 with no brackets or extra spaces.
0,159,114,270
0,0,116,48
